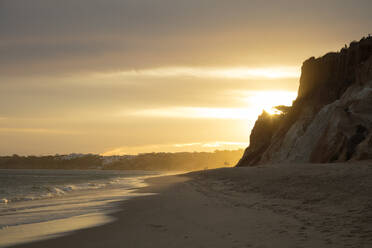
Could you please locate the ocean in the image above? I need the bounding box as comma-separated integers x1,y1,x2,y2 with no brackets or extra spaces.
0,169,163,247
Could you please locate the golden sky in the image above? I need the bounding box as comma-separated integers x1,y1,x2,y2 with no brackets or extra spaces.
1,0,372,155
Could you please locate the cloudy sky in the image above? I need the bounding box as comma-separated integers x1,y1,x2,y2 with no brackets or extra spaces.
1,0,372,155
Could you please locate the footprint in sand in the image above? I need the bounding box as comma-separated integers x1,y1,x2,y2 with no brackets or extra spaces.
148,224,168,232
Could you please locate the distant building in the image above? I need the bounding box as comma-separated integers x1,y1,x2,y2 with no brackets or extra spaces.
101,155,136,165
60,153,86,160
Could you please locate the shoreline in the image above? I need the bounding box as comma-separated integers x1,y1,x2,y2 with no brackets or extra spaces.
9,161,372,248
0,171,164,248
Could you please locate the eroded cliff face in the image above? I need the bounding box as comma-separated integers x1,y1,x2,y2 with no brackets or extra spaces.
237,37,372,166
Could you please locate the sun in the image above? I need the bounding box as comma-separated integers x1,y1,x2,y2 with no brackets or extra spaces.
245,91,297,115
130,91,298,121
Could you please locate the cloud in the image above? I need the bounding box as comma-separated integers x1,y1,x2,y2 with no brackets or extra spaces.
0,127,81,135
121,90,297,120
174,143,202,148
129,107,259,120
1,0,372,155
0,73,299,119
201,142,249,148
1,0,372,76
106,66,300,80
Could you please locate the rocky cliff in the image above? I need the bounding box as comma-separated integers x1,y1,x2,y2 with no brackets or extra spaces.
237,36,372,166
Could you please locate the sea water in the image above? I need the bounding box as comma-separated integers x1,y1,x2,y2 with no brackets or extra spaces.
0,169,162,247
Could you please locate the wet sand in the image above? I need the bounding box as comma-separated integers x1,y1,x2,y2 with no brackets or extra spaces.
10,161,372,248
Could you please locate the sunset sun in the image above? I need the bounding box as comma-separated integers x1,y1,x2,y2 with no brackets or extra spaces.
245,91,297,115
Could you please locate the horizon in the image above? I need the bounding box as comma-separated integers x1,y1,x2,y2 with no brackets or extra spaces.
3,147,245,157
1,0,372,156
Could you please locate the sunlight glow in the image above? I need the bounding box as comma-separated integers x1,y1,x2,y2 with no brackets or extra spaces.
173,142,249,148
245,91,297,115
211,67,300,79
201,141,249,148
131,107,257,120
101,141,249,156
129,91,297,120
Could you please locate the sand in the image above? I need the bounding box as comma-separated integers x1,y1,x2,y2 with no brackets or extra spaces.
10,161,372,248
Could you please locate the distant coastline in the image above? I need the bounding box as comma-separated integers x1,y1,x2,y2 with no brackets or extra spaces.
0,149,243,171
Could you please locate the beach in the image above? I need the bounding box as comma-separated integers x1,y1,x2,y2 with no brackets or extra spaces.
0,170,162,247
9,161,372,248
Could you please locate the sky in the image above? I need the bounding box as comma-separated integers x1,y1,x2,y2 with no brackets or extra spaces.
1,0,372,155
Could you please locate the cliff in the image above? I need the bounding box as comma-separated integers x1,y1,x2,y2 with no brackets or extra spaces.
237,36,372,166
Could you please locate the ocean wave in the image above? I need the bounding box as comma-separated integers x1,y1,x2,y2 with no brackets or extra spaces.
0,176,147,204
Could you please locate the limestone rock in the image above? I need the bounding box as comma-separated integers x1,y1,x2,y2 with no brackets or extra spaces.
237,37,372,166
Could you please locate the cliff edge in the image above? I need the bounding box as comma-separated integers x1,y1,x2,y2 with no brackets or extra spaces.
237,36,372,166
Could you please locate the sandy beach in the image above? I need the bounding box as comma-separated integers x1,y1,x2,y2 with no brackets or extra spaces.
10,161,372,248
